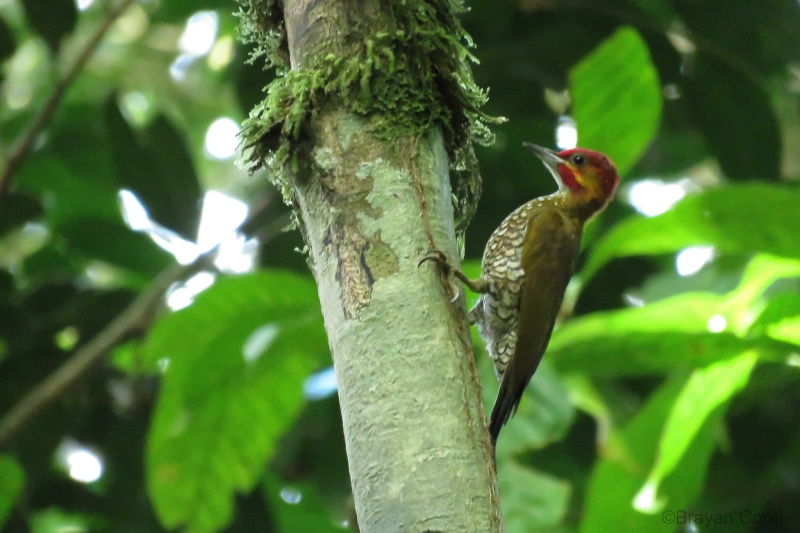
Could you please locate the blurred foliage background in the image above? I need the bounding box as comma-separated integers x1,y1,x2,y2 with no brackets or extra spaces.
0,0,799,532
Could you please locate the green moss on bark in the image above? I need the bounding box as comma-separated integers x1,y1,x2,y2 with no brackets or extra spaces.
237,0,288,71
237,0,496,239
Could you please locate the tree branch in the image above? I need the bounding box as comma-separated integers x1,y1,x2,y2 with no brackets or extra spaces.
0,205,289,449
272,1,502,530
0,260,184,448
0,0,137,204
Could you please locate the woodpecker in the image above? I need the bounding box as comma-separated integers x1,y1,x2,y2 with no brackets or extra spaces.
422,143,619,445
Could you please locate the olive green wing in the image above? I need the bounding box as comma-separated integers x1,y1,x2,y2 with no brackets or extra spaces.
489,209,582,444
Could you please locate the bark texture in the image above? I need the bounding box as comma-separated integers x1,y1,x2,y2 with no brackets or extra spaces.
280,1,502,531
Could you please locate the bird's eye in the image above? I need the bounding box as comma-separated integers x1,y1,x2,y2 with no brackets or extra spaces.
571,154,585,166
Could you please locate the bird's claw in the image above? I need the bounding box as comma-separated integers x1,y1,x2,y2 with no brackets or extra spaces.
419,248,462,301
418,248,452,273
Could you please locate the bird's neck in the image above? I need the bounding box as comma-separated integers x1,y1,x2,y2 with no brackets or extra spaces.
551,190,609,223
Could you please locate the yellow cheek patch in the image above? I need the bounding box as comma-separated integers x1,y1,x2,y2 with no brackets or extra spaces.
574,167,603,197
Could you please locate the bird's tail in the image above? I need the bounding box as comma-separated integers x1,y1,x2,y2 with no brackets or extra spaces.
488,379,521,445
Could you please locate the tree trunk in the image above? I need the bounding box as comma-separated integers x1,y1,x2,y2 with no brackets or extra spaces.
278,1,502,531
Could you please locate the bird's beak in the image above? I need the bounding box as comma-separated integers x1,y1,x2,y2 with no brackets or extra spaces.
523,142,566,191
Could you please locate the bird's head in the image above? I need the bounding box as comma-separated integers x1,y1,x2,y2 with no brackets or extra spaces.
524,143,619,211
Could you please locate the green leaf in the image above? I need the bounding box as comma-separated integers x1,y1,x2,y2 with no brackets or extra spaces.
683,55,781,181
0,192,43,235
570,26,662,176
18,154,119,225
145,116,205,236
579,376,720,533
48,104,118,187
726,254,800,307
483,359,574,458
633,353,757,512
584,185,800,279
21,0,76,51
58,218,172,278
22,244,82,286
765,318,800,348
499,461,570,533
0,455,24,528
552,328,787,376
104,99,202,240
145,272,328,533
751,292,800,346
549,286,796,376
752,292,800,331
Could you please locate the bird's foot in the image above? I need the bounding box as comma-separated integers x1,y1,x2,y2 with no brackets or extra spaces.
418,248,454,273
419,248,491,300
419,248,461,302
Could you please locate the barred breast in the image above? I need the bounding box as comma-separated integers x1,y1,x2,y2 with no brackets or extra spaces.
469,198,550,380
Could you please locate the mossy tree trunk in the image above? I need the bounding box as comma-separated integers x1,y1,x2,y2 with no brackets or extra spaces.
239,0,502,530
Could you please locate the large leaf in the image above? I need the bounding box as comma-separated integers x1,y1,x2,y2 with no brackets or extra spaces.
584,185,800,279
18,104,120,226
146,116,205,233
579,376,722,533
751,292,800,347
104,99,202,240
58,218,172,278
21,244,83,285
0,192,43,236
550,253,800,375
0,455,24,528
499,461,570,533
484,359,574,459
145,272,328,533
751,292,800,332
570,26,662,176
21,0,76,51
17,155,119,225
765,317,800,348
48,104,118,188
683,55,781,181
634,353,757,512
551,326,788,376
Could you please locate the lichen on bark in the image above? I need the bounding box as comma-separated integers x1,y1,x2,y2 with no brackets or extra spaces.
236,0,497,243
